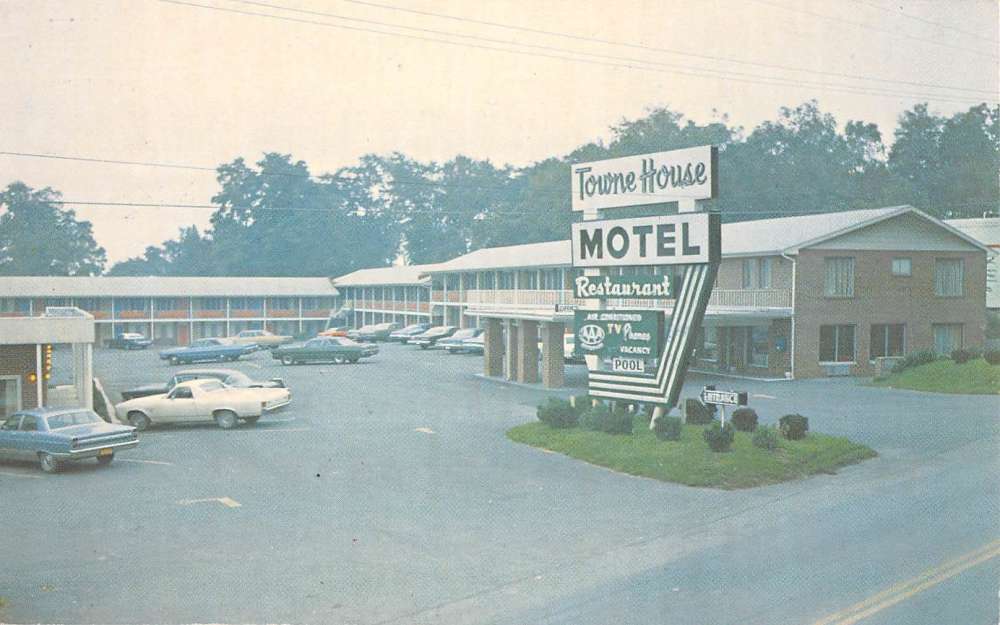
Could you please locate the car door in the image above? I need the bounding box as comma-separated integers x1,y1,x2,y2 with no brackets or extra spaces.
162,386,201,422
0,414,22,461
13,415,40,460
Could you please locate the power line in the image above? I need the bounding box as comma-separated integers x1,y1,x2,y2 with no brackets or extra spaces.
335,0,996,96
154,0,994,105
748,0,999,61
845,0,999,45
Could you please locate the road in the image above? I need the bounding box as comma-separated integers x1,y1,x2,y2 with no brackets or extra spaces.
1,343,996,624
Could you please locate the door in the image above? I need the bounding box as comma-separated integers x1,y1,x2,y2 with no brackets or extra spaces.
0,376,21,421
12,415,39,460
0,414,22,461
178,323,190,346
161,386,201,422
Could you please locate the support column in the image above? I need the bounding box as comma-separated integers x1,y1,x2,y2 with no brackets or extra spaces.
516,320,539,384
82,343,93,409
504,319,518,381
483,318,503,378
540,321,565,388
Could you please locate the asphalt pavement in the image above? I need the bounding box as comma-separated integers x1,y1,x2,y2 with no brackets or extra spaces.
0,343,996,625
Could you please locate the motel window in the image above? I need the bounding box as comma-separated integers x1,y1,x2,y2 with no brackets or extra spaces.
519,271,537,290
819,325,856,363
749,326,769,367
824,257,855,298
932,324,963,355
891,258,912,277
446,275,460,290
116,298,147,312
231,297,264,311
269,298,294,310
478,272,495,290
741,259,753,289
45,298,70,308
462,274,476,290
154,298,179,312
934,259,964,297
75,298,98,311
498,272,514,290
870,324,905,359
757,258,773,289
199,298,225,311
0,298,32,314
699,327,719,362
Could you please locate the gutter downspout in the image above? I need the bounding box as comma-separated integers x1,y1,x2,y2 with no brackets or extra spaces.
781,252,796,380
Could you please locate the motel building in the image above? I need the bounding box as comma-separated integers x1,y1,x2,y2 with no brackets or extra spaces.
0,277,339,347
332,205,992,385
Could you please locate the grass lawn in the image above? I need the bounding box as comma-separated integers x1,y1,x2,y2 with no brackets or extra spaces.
872,358,1000,395
507,416,876,490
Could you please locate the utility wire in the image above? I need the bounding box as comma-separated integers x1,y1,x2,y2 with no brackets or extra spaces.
155,0,993,105
335,0,998,96
845,0,999,45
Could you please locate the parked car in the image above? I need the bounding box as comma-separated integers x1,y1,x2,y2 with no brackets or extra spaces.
460,334,485,355
389,323,430,343
121,368,286,401
227,329,293,350
357,322,402,342
409,326,458,349
272,336,379,365
563,334,585,364
108,332,153,350
115,379,291,431
158,338,257,365
347,324,377,341
439,328,485,353
318,325,348,338
0,408,138,473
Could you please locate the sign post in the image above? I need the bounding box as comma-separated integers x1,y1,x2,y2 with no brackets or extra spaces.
570,145,721,429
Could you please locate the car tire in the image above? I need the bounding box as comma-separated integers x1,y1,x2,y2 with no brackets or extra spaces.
420,344,429,350
244,416,260,425
96,453,114,466
127,412,151,431
39,452,61,474
169,356,180,365
349,358,359,364
280,356,292,366
332,355,347,364
214,410,238,430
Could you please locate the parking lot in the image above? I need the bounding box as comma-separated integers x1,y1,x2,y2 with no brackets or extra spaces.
1,342,997,625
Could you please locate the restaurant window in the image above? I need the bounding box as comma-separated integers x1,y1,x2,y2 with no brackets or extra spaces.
741,259,753,289
824,257,855,297
819,325,855,363
934,259,964,297
932,323,963,354
870,324,905,359
749,326,769,367
891,258,912,277
699,327,719,362
757,258,773,288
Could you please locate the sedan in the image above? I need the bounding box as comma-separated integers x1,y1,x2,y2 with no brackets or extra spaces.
108,332,153,350
0,408,138,473
121,368,286,401
115,379,291,430
357,322,402,342
271,336,378,365
389,323,430,343
439,328,485,353
409,326,457,349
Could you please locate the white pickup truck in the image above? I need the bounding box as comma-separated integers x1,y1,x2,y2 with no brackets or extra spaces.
114,379,291,430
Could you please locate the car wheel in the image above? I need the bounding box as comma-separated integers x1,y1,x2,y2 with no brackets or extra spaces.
244,416,260,425
349,358,359,364
214,410,238,430
280,356,292,366
97,453,115,466
420,344,429,350
169,356,180,365
127,412,150,431
332,355,347,364
39,452,61,474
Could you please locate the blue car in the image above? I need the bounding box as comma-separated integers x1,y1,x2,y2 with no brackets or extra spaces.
158,338,258,365
0,408,139,473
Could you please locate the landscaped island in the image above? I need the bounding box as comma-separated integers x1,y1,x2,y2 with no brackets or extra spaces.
873,352,1000,395
508,400,876,490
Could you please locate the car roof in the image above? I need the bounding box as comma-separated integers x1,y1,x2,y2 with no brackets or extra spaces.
176,368,243,377
12,406,92,418
173,379,222,390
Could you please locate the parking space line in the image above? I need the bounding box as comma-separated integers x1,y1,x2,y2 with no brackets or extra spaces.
414,427,436,434
752,393,777,400
0,470,43,479
177,497,242,508
117,459,175,466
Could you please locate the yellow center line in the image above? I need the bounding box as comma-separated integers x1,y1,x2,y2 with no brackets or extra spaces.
811,538,1000,625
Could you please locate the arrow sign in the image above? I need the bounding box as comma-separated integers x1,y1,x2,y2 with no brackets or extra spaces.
700,387,748,407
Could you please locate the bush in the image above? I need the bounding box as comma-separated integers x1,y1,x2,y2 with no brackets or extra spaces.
752,425,780,451
951,348,980,364
894,350,938,372
653,416,683,441
703,421,735,452
683,398,714,425
536,398,577,428
984,350,1000,366
730,407,758,432
579,403,633,435
779,414,809,440
570,394,595,415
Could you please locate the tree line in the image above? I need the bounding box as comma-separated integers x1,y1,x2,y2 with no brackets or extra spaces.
0,100,996,277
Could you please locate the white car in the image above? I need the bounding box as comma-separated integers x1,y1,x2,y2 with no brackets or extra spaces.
114,379,291,430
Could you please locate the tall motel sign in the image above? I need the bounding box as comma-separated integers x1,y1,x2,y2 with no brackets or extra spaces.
570,145,721,427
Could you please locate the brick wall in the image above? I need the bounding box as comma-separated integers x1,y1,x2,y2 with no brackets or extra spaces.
793,249,987,378
0,344,43,409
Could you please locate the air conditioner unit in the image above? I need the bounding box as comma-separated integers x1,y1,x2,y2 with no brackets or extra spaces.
822,362,852,377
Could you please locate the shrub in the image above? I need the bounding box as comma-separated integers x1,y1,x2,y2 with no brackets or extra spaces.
683,398,714,425
730,407,758,432
894,350,938,372
951,348,980,364
653,416,683,441
779,414,809,440
984,350,1000,366
570,394,595,415
752,425,780,451
536,398,577,428
703,421,735,452
579,403,633,435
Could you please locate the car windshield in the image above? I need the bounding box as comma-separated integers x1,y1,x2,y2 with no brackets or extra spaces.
45,411,103,429
453,329,478,339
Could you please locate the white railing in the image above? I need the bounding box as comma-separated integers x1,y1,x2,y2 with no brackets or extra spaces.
464,288,792,310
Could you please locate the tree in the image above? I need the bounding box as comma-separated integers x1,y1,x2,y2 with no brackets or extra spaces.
108,226,213,276
0,182,106,275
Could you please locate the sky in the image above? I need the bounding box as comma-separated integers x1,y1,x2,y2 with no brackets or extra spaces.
1,0,997,265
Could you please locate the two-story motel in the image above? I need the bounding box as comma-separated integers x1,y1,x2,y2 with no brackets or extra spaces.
333,206,991,384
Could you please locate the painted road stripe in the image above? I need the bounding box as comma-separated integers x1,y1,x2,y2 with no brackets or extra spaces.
753,393,777,400
0,470,43,479
810,538,1000,625
414,427,435,434
117,459,174,466
177,497,242,508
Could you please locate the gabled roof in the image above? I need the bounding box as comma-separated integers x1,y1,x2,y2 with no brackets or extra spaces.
332,263,441,287
424,240,571,274
0,276,338,297
945,217,1000,248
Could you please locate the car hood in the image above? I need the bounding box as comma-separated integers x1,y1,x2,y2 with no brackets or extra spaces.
128,383,169,394
117,393,168,409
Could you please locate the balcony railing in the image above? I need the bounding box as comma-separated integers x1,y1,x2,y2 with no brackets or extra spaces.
464,288,792,310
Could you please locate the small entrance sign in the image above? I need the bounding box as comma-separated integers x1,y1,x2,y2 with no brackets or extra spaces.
573,274,672,299
571,213,720,268
573,309,664,361
571,145,718,212
701,386,748,407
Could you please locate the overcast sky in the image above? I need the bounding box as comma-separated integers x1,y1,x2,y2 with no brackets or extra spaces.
2,0,997,264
